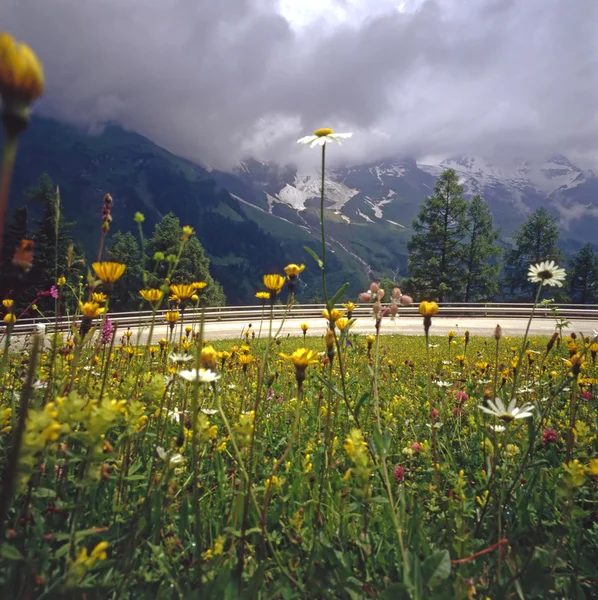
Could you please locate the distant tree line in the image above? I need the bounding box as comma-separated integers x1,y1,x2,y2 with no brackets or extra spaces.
0,174,225,315
402,168,598,304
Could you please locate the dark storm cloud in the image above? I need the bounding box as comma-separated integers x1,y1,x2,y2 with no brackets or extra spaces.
1,0,597,169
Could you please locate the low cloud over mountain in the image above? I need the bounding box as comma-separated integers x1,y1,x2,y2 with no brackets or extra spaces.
2,0,597,169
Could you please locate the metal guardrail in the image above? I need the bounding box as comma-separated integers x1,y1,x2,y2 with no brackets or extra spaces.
5,303,598,336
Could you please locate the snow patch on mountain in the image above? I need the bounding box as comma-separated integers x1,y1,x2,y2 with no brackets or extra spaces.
269,171,358,211
357,209,373,223
417,155,589,196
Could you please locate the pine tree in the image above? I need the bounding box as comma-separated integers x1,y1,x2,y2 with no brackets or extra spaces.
463,195,502,302
28,175,81,307
503,208,562,300
146,213,225,306
107,231,145,311
407,169,468,301
567,243,598,304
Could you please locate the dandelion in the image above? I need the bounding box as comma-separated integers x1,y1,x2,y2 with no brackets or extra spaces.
169,284,194,302
419,301,439,334
297,128,353,148
280,348,319,387
301,323,309,339
284,263,305,293
527,261,566,287
342,301,357,319
322,308,344,327
255,291,270,302
181,225,194,241
140,288,163,304
92,292,107,305
92,261,126,284
164,311,179,330
3,313,16,325
479,397,534,422
263,274,285,299
200,346,218,370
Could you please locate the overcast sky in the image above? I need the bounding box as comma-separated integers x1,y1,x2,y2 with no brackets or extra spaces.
2,0,597,169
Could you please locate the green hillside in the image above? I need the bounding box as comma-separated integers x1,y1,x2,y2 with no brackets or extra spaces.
5,117,367,304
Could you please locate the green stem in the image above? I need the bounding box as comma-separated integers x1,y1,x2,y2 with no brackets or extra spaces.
0,132,18,262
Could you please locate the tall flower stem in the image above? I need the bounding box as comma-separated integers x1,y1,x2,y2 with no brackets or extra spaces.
510,283,543,400
0,333,40,541
0,131,18,260
319,144,329,305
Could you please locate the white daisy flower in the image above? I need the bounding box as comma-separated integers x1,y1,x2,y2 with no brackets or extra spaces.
168,353,194,364
435,380,451,388
156,446,185,465
297,127,352,148
527,261,566,287
479,397,534,422
200,408,218,415
166,408,183,423
178,369,221,383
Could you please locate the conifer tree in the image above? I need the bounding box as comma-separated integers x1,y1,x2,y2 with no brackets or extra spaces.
146,213,225,306
407,169,468,301
567,243,598,304
463,195,502,301
503,208,562,300
107,231,145,310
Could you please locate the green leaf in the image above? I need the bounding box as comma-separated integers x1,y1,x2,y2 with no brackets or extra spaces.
422,549,451,589
327,283,349,309
355,392,370,419
370,496,390,505
303,246,323,270
32,487,57,499
0,543,24,561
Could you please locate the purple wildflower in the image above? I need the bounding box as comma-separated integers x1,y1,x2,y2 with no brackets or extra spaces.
101,316,114,345
50,285,59,299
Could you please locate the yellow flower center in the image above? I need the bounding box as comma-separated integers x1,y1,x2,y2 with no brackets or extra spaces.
314,128,334,137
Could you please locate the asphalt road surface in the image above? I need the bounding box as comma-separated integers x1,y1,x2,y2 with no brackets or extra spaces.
120,316,597,344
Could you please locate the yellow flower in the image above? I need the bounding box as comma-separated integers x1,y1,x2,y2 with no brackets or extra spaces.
563,460,586,488
418,301,439,317
587,459,598,476
140,288,163,304
192,281,207,290
200,345,218,370
191,294,199,303
300,323,309,332
322,308,345,323
335,318,352,331
92,261,126,283
255,291,270,301
158,337,168,347
280,348,319,370
2,299,14,309
342,301,357,311
238,354,254,366
181,225,194,241
91,292,107,304
284,263,305,278
263,274,285,294
0,33,44,110
79,302,104,319
56,276,66,286
164,311,180,324
169,284,195,300
3,313,16,325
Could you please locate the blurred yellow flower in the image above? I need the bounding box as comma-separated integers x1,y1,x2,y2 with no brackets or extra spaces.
0,32,44,110
92,261,126,284
140,288,163,304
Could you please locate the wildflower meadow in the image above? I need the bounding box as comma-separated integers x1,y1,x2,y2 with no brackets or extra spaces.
0,32,598,600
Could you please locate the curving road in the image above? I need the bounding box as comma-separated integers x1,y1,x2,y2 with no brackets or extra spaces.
124,315,597,344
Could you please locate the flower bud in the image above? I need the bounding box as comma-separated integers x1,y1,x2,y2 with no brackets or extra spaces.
389,301,399,317
369,282,379,293
376,288,385,301
359,292,372,303
399,295,412,306
372,300,382,315
493,325,502,340
392,287,402,299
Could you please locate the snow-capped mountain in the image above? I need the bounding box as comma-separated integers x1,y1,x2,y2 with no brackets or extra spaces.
226,155,597,236
210,154,597,281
